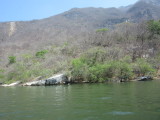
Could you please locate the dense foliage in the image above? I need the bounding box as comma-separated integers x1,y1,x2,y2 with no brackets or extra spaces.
70,48,155,83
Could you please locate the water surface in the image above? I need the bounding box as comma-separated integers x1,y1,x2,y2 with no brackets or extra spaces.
0,80,160,120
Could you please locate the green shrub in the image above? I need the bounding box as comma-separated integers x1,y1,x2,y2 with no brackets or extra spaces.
36,50,48,58
82,47,106,65
116,61,133,81
96,28,109,33
147,20,160,35
102,61,133,81
8,56,16,64
70,54,134,82
88,63,110,82
6,72,18,82
71,58,89,81
101,61,117,79
133,58,156,76
70,48,107,82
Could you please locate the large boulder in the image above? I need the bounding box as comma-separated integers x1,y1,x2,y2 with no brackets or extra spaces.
131,76,153,82
23,74,69,86
138,76,153,81
45,74,68,85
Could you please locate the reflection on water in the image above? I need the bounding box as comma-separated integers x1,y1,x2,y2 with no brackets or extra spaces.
98,97,112,100
108,111,134,115
0,80,160,120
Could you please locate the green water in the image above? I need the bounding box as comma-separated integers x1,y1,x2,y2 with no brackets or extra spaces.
0,80,160,120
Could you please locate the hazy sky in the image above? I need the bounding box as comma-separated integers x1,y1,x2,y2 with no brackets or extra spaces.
0,0,139,22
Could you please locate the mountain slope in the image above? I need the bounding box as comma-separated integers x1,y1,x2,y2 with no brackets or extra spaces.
0,0,160,65
140,0,160,6
0,7,127,64
127,1,160,22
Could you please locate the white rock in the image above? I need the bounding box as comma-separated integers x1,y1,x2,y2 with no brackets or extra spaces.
23,74,69,86
23,80,45,86
1,81,21,87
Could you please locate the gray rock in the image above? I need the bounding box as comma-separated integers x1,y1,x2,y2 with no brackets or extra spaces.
45,74,68,85
23,80,45,86
131,76,153,82
138,76,153,81
23,74,68,86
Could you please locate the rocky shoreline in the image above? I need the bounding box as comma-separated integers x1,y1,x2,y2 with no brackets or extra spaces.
0,74,156,87
1,74,69,87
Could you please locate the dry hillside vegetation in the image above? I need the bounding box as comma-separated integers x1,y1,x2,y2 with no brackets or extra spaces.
0,0,160,83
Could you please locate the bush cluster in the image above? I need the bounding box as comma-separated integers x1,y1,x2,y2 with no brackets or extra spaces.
70,48,155,82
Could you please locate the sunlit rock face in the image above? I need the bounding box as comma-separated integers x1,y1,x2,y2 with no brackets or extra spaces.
23,74,68,86
45,74,68,85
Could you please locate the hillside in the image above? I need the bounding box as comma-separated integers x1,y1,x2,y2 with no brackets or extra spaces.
0,0,160,83
127,1,160,22
1,1,160,62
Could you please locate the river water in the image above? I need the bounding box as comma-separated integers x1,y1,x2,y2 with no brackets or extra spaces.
0,80,160,120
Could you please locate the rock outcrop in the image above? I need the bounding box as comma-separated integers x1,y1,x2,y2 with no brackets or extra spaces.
23,80,46,86
131,76,153,82
23,74,68,86
138,76,153,81
45,74,68,85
